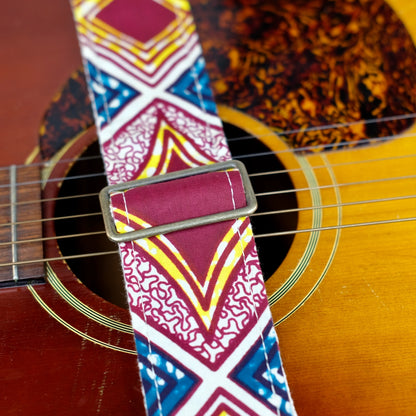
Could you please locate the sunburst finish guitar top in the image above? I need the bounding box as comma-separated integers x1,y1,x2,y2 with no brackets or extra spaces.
1,0,416,415
190,0,416,413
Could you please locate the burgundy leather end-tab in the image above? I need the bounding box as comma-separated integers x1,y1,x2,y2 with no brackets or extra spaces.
110,168,249,284
111,169,246,232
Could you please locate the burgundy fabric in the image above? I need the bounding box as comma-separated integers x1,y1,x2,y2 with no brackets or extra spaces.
111,169,247,281
96,0,176,43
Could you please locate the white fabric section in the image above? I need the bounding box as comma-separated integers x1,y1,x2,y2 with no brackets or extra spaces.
80,40,224,145
131,307,279,416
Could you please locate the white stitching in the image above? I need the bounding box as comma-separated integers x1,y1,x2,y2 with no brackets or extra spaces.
121,193,164,416
190,56,215,160
225,171,282,416
81,19,165,414
193,46,284,415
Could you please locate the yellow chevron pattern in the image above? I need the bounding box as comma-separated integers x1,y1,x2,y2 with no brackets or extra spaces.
113,207,252,330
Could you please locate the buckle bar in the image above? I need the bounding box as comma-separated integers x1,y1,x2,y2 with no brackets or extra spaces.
100,160,257,243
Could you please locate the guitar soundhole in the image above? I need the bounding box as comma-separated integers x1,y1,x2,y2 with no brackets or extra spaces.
54,124,298,308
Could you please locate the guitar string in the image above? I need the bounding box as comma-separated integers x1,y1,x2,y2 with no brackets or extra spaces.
4,192,416,227
2,155,416,207
0,192,100,209
0,163,415,243
250,152,416,178
1,171,416,229
1,192,415,247
0,230,106,247
235,132,415,160
256,173,416,197
0,118,413,261
1,140,416,193
0,117,414,178
1,163,415,262
0,109,414,191
0,153,101,172
0,214,415,268
1,109,414,174
226,112,416,143
251,193,416,217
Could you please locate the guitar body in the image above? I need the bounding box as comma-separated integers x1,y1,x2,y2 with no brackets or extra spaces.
0,267,143,415
264,130,416,415
1,0,416,415
0,2,145,415
0,133,145,414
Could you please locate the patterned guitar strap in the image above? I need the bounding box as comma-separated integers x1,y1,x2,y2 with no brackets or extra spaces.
70,0,296,415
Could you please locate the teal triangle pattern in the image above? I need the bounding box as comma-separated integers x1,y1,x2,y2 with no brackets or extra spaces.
168,56,217,114
230,323,295,416
134,332,200,416
87,61,139,127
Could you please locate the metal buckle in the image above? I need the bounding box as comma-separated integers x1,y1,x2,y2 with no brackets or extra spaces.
99,160,257,242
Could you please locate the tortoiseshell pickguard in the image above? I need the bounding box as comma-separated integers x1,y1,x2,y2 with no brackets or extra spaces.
39,69,94,161
191,0,416,151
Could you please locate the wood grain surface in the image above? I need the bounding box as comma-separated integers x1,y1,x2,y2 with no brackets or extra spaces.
0,1,81,165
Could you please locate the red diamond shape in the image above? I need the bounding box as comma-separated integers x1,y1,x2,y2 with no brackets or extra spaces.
96,0,176,44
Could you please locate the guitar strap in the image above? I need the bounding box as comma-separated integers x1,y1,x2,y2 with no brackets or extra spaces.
70,0,296,415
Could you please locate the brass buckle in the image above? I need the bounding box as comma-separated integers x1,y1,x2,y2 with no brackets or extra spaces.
99,160,257,242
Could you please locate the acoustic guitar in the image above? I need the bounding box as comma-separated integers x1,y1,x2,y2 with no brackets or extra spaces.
1,0,415,415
